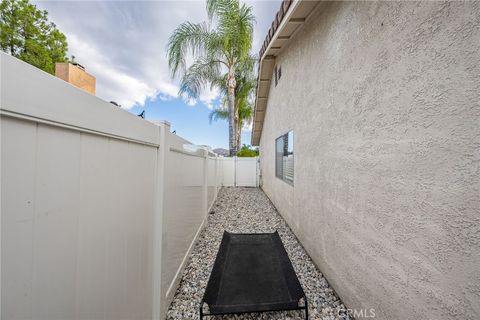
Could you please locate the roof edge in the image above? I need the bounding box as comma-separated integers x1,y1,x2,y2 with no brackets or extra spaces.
252,0,320,146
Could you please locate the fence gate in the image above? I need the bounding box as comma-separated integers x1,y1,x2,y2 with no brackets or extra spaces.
221,157,258,187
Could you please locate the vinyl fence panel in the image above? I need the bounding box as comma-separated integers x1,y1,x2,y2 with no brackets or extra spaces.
235,157,259,187
161,138,206,312
0,53,222,320
218,157,259,187
1,53,261,320
207,156,218,211
1,117,157,320
221,157,236,186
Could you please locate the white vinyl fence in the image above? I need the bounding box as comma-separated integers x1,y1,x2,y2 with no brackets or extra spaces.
221,156,259,187
0,53,248,320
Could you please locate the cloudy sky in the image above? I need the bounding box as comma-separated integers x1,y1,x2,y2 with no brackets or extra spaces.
34,0,281,148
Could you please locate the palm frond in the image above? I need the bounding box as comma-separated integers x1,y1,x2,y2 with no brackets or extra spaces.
167,0,257,152
178,56,222,99
206,0,229,21
167,21,220,77
209,108,229,124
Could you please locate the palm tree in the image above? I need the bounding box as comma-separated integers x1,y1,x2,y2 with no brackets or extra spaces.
167,0,255,156
209,99,253,150
209,62,255,150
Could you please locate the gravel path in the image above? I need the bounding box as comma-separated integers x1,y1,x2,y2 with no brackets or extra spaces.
166,187,352,320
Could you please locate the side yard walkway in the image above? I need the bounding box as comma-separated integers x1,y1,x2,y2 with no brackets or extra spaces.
167,187,351,320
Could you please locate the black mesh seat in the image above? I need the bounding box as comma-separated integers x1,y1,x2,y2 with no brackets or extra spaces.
200,231,308,319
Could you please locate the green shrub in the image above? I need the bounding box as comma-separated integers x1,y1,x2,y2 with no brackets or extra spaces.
236,145,258,157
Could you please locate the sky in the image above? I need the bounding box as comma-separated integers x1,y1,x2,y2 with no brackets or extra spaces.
34,0,281,149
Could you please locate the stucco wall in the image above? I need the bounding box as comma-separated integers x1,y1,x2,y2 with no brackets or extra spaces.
259,2,480,319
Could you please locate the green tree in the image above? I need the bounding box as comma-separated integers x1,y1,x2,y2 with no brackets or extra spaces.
0,0,68,74
167,0,255,156
236,144,258,157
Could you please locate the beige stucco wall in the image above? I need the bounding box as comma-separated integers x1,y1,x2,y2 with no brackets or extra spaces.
259,2,480,319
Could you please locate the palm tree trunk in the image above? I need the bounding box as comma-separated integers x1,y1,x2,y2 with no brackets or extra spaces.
237,127,241,149
227,67,236,156
234,115,240,150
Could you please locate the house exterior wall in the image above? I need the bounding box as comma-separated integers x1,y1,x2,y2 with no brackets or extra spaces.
259,2,480,319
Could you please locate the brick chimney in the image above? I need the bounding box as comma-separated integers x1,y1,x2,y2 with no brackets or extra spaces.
55,62,96,95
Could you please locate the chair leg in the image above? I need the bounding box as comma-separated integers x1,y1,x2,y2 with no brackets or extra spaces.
304,298,309,320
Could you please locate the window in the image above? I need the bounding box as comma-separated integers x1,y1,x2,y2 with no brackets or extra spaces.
275,130,294,185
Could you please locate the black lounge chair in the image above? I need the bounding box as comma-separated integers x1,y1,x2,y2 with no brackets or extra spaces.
200,231,308,319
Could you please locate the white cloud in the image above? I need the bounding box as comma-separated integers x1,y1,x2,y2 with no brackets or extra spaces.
68,34,164,108
199,86,220,107
185,97,197,107
36,0,281,109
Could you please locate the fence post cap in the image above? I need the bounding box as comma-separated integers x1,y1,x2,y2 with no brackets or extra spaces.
150,120,171,128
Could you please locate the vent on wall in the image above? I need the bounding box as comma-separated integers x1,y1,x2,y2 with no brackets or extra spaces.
274,65,282,87
274,65,278,86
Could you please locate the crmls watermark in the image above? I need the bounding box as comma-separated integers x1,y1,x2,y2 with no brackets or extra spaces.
344,308,376,318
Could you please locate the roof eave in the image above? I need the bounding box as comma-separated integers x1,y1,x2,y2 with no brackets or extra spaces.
251,0,321,146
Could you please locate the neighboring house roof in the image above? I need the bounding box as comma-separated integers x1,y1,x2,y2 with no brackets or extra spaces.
213,148,230,157
251,0,321,146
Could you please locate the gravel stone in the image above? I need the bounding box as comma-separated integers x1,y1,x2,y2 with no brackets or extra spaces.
166,187,352,320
